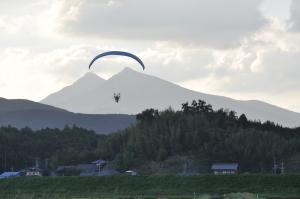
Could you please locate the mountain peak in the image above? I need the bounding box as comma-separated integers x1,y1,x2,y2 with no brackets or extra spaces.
41,72,106,107
76,72,105,82
111,67,147,80
118,67,140,75
122,67,135,72
71,72,106,88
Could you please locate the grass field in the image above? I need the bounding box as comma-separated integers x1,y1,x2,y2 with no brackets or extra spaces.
0,174,300,199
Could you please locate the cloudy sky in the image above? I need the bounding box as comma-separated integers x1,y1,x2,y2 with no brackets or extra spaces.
0,0,300,112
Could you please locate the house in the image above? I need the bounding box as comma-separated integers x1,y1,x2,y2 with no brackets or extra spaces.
93,160,120,176
53,166,79,176
77,163,97,172
92,160,108,171
0,172,21,179
54,162,104,176
25,167,43,176
78,160,119,176
98,168,119,176
92,159,108,166
54,160,118,176
211,163,239,174
77,163,98,176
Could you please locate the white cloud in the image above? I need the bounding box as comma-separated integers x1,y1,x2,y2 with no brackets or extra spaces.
0,45,93,100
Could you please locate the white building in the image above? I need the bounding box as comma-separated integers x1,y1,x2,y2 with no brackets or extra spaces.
211,163,239,174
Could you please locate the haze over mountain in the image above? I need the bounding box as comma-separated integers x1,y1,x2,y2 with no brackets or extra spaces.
0,98,135,134
42,68,300,128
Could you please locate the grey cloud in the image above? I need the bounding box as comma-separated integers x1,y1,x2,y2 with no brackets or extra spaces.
58,0,267,48
0,1,38,15
290,0,300,31
146,50,214,82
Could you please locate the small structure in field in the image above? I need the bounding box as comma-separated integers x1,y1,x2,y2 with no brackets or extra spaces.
211,163,238,174
125,170,137,176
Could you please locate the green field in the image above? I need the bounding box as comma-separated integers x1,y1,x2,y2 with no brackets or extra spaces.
0,175,300,199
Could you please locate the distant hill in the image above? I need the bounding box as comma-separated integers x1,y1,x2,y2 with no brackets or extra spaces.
0,97,66,113
41,68,300,127
0,98,135,134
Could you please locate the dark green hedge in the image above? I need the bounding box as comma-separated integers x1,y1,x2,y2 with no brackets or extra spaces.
0,175,300,196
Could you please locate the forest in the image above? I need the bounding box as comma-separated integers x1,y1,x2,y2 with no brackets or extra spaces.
1,99,300,174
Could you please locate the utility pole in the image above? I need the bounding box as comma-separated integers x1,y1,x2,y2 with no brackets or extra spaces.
98,164,101,176
4,147,7,171
280,160,285,174
35,158,39,169
45,158,49,170
273,157,277,174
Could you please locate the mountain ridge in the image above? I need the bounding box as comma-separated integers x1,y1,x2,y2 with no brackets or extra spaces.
41,67,300,127
0,97,135,134
0,97,67,113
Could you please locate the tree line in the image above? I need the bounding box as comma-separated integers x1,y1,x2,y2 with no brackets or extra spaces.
1,99,300,173
0,126,99,172
98,100,300,173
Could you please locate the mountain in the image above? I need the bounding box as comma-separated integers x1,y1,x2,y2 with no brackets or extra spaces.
0,98,135,134
42,72,105,108
41,68,300,127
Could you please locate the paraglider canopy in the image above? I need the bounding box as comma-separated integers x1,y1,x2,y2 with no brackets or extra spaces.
88,51,145,70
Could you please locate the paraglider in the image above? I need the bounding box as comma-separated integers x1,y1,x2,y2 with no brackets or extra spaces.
88,51,145,70
113,93,121,103
88,51,145,104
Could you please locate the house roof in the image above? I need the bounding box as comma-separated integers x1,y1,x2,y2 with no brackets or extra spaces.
0,172,20,177
26,168,43,172
56,165,77,172
211,163,238,170
91,160,107,165
77,164,97,170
